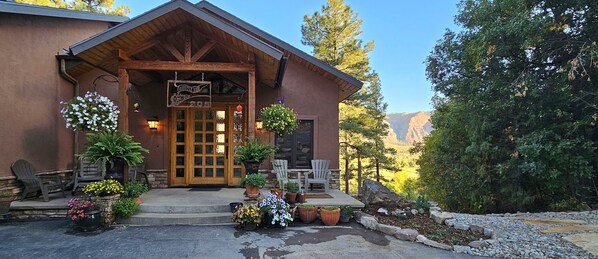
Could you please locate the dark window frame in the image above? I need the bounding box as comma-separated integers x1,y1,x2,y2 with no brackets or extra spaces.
275,120,314,169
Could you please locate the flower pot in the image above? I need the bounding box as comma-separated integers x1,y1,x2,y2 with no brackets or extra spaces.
105,157,125,184
245,185,260,198
270,189,283,199
135,197,143,204
242,160,261,175
340,214,351,223
0,196,13,215
262,214,286,228
243,222,257,231
298,207,317,223
230,202,243,212
296,193,306,203
285,192,297,204
320,208,341,226
75,210,101,231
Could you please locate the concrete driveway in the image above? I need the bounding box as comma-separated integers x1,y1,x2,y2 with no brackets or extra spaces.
0,220,479,258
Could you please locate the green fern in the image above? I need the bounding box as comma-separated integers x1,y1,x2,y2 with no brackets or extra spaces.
80,131,149,166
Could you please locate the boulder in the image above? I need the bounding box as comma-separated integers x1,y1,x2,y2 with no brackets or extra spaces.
377,223,401,236
354,211,368,221
358,215,378,230
468,240,487,248
394,228,419,241
454,222,470,231
423,239,452,250
416,234,427,243
453,245,472,254
430,211,454,224
444,219,456,227
470,224,484,234
484,228,494,237
410,209,418,216
377,207,389,215
361,179,406,207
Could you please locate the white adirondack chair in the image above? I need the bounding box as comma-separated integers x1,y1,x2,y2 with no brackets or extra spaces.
272,159,301,191
304,160,330,193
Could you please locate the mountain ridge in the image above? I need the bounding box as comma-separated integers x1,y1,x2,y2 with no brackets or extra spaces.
385,111,433,145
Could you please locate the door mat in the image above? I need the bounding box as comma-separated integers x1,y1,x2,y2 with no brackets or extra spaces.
188,188,222,192
306,193,333,199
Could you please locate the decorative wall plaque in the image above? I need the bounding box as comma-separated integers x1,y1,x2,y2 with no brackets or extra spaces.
166,80,212,108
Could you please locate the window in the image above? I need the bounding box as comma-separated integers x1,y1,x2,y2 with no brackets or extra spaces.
275,120,313,169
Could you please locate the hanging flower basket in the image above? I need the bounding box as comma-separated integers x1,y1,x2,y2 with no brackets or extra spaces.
260,104,298,136
60,91,119,132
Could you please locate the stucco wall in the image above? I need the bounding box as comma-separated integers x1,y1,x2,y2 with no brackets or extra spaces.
0,13,113,177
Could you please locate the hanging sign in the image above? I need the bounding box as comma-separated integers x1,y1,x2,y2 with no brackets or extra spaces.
166,80,212,108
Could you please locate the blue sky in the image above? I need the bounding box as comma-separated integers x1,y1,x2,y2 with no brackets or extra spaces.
115,0,461,113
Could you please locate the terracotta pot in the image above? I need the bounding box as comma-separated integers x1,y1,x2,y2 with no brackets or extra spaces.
135,197,143,204
245,185,260,198
296,193,306,203
285,192,297,204
271,189,283,199
298,207,317,223
320,208,340,226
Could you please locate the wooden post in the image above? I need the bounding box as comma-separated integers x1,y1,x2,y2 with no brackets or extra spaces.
248,71,256,139
118,68,129,133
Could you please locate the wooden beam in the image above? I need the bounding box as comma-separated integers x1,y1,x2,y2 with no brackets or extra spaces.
161,41,185,62
248,70,256,139
126,39,160,57
119,60,255,72
117,68,129,133
184,28,192,62
191,40,215,62
116,49,130,61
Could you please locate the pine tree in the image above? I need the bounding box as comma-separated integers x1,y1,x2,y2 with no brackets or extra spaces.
13,0,129,16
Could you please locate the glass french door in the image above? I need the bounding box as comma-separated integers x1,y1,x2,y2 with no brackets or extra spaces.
170,105,245,186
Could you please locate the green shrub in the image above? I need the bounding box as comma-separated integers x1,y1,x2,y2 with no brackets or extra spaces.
286,182,299,192
124,181,149,198
413,195,431,212
340,205,354,218
235,139,276,163
321,206,339,211
240,174,267,188
0,192,12,199
113,198,139,218
549,198,590,212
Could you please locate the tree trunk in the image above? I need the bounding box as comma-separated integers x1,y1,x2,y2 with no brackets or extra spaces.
357,153,363,197
344,157,350,194
375,158,380,182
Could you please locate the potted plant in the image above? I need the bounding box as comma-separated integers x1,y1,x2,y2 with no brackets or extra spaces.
270,183,283,199
285,182,299,204
340,205,354,223
80,131,149,184
123,181,149,204
67,196,101,231
298,204,317,223
231,205,262,230
258,192,293,227
260,103,298,136
320,206,340,226
235,139,276,174
112,198,140,219
296,189,306,204
83,179,124,198
241,174,266,198
60,91,119,132
0,192,13,215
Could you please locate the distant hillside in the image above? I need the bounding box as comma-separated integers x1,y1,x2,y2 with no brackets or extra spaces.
386,112,433,145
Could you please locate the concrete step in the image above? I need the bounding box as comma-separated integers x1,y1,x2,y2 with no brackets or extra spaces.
140,204,231,214
120,212,234,226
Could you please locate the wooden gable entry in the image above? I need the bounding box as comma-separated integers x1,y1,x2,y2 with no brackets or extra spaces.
116,26,256,186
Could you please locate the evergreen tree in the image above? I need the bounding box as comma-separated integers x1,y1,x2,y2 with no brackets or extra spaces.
13,0,129,16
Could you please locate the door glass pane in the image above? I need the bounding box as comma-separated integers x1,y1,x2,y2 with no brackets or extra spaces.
233,168,242,177
194,145,202,154
176,110,185,119
176,145,185,154
216,123,225,132
206,111,214,120
216,134,225,143
194,168,202,177
176,133,185,142
205,168,213,177
205,145,214,154
176,122,185,131
176,157,185,166
206,134,214,143
216,168,224,177
216,156,224,166
194,111,203,119
206,122,214,131
195,122,202,131
275,120,313,169
216,145,225,154
194,156,202,166
206,157,214,166
195,134,203,143
176,168,184,177
216,111,226,120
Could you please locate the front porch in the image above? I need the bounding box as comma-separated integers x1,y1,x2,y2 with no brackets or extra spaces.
7,187,364,224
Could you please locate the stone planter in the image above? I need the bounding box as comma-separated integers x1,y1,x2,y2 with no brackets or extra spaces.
95,194,121,226
75,210,101,231
298,206,317,223
320,208,341,226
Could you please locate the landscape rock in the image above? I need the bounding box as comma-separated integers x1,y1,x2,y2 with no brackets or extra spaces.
394,228,418,241
444,219,456,227
354,211,368,221
484,227,494,237
410,209,418,216
468,240,488,249
423,239,453,250
453,245,472,254
416,234,427,243
454,222,470,231
358,215,378,230
418,208,425,214
377,223,401,236
470,224,484,234
361,179,407,207
377,207,389,215
430,206,441,211
430,211,454,224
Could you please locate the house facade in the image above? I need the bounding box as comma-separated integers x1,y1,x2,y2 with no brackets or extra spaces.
0,0,361,193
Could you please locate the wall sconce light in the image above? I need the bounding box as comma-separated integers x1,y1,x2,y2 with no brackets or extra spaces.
256,120,263,130
147,117,159,130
